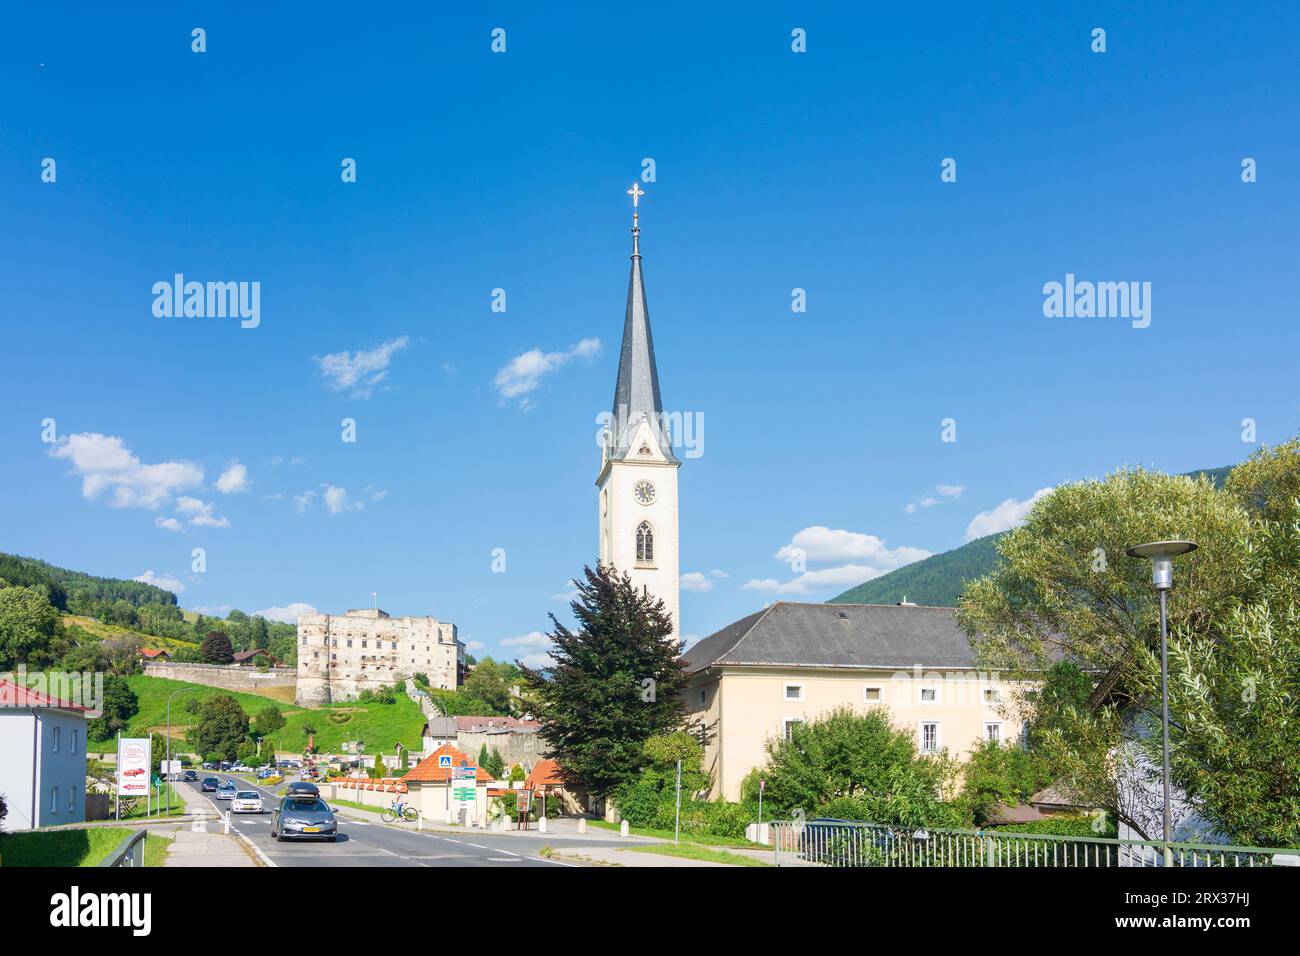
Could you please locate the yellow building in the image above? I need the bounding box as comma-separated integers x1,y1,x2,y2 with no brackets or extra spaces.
682,601,1025,801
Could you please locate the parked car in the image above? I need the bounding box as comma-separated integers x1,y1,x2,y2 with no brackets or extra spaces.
183,770,198,781
201,777,220,792
286,781,320,797
271,795,338,842
232,791,264,813
201,762,214,770
215,782,237,800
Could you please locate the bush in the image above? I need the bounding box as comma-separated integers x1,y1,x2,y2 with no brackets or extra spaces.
991,814,1115,838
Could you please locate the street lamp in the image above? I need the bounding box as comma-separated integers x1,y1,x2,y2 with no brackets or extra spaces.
1126,539,1197,865
165,686,201,820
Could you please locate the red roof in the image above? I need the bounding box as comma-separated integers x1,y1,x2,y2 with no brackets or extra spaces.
139,648,170,658
524,759,570,790
0,679,88,712
402,743,494,784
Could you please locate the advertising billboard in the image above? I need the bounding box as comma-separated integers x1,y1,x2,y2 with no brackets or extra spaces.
117,738,150,797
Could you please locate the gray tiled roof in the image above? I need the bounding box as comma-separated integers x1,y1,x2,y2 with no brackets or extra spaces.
681,602,981,674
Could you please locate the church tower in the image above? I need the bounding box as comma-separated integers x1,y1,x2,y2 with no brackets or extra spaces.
596,184,680,640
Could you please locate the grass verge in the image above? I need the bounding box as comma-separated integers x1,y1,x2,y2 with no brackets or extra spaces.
588,819,765,848
0,827,134,867
627,843,773,867
144,832,174,867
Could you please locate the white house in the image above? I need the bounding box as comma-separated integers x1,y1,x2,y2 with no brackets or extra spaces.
0,679,89,830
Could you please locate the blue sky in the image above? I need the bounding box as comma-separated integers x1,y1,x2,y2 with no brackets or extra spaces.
2,3,1297,664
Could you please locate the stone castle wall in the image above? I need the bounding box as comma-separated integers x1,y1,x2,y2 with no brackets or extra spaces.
143,661,297,693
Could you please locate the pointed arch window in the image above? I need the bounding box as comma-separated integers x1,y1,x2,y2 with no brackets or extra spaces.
636,521,655,564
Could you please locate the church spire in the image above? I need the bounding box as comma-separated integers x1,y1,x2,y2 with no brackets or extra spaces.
610,183,676,462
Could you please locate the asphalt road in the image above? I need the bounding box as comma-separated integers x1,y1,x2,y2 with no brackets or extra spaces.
185,772,587,868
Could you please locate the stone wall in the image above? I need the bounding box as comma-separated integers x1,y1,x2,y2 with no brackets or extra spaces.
457,729,546,771
143,661,297,693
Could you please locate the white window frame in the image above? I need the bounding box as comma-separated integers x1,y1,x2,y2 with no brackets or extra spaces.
71,729,79,754
52,726,61,752
919,720,941,754
984,721,1003,744
783,683,805,702
919,686,938,704
783,718,804,741
862,685,884,704
983,687,1001,705
50,786,59,813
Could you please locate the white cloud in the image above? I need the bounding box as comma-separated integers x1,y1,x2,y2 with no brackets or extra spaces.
773,526,930,570
216,461,250,493
315,336,410,399
175,496,230,528
964,488,1052,541
50,433,203,510
502,630,554,669
906,483,966,513
293,490,316,513
746,526,931,596
709,569,729,579
322,485,363,515
134,570,185,594
464,640,486,652
154,516,183,533
680,572,714,592
493,338,601,408
254,602,317,624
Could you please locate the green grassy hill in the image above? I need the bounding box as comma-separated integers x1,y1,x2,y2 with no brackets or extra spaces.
829,464,1235,607
88,674,426,757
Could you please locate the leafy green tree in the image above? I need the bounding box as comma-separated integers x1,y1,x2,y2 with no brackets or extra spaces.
483,747,506,779
372,754,385,778
188,695,250,761
200,631,234,665
520,565,689,798
253,704,286,737
87,675,139,742
960,740,1052,824
960,454,1300,845
0,585,61,669
957,469,1250,693
463,657,522,715
750,707,966,828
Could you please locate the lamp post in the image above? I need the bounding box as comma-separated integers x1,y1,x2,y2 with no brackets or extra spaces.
1125,539,1197,866
165,686,201,820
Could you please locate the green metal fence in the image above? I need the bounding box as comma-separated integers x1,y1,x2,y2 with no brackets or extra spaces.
770,820,1300,868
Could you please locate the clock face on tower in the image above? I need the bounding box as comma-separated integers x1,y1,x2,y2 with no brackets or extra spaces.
633,480,656,505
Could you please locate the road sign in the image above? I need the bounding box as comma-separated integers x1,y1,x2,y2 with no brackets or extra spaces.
438,754,453,768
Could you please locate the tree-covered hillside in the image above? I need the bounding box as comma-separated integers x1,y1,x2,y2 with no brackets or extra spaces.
829,534,1003,607
0,552,177,611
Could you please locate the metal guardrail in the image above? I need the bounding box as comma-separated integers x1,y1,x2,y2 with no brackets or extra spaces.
100,828,148,867
770,820,1300,868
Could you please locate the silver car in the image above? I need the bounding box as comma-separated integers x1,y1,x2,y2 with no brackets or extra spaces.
271,795,338,842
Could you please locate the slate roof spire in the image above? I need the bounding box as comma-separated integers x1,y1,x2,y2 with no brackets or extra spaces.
609,183,677,462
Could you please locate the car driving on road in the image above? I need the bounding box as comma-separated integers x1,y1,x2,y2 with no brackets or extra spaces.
183,770,198,781
286,781,320,797
215,781,237,800
271,794,338,842
201,777,220,792
232,791,264,813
